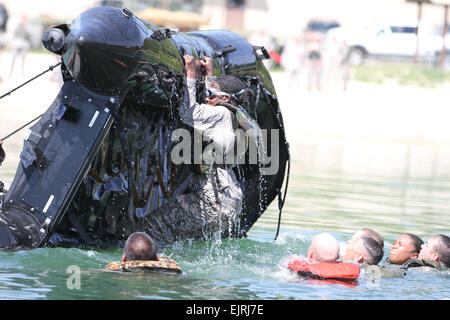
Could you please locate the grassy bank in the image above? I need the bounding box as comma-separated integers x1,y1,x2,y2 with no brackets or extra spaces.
352,60,450,88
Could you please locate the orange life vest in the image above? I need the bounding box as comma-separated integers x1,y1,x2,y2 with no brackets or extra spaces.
287,258,360,281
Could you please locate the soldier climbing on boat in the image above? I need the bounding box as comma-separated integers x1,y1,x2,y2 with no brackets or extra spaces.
137,54,255,248
0,6,289,250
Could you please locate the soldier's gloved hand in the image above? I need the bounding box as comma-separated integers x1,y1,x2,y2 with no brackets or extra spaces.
184,54,196,79
199,56,213,77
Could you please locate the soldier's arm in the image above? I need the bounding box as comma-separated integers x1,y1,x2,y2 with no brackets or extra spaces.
180,55,220,126
201,57,216,89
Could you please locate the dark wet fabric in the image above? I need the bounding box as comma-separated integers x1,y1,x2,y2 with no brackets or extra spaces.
0,144,5,166
362,264,406,278
402,258,448,271
139,187,242,249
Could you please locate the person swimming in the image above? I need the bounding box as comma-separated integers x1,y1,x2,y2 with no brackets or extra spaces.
0,139,5,166
306,232,340,263
288,232,360,282
387,233,423,265
342,229,384,265
105,232,182,274
401,234,450,270
121,232,158,262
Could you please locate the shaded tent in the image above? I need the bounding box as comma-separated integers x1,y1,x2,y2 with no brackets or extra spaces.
136,8,209,31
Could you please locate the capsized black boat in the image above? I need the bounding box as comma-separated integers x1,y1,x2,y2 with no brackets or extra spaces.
0,6,289,249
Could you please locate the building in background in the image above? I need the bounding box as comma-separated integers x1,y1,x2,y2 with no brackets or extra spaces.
0,0,447,45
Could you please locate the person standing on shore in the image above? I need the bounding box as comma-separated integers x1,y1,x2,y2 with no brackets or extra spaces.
0,139,5,166
9,15,31,77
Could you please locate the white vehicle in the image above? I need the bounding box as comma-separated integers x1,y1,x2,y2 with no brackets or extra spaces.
327,22,444,64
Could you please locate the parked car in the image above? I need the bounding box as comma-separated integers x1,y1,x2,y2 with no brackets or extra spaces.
306,20,341,33
327,22,444,64
305,19,341,41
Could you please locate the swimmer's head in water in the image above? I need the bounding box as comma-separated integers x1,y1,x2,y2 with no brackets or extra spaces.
389,234,423,265
123,232,157,262
307,232,340,263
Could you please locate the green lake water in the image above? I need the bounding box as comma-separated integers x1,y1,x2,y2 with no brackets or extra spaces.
0,139,448,300
0,60,448,300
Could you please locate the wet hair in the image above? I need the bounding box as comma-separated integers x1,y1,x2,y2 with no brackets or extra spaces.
359,228,384,248
123,232,157,261
431,234,450,268
404,233,424,254
311,232,340,263
361,236,384,265
215,75,253,106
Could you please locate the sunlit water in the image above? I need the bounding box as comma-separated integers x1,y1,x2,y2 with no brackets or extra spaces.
0,54,449,299
0,140,448,300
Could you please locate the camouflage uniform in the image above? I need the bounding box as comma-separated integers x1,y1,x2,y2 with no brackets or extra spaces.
401,258,448,272
362,264,406,279
139,77,243,248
